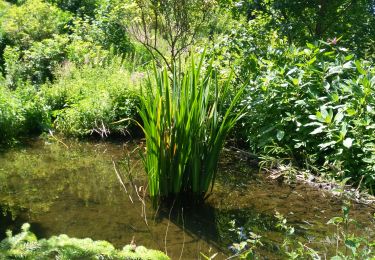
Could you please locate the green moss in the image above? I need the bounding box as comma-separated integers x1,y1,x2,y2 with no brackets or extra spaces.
0,223,169,260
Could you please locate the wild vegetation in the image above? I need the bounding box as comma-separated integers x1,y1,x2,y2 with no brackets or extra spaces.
234,43,375,193
225,203,375,259
1,0,375,258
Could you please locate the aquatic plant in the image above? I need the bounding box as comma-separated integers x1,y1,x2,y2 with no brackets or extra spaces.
227,205,375,259
138,52,245,200
0,223,169,259
326,202,375,259
226,220,263,259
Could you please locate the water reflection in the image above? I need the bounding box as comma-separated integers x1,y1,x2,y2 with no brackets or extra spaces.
0,138,225,259
0,138,374,259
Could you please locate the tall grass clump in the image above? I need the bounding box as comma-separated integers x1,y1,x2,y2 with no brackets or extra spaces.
138,53,245,200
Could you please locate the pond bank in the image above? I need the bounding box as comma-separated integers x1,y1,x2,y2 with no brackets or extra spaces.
226,146,375,207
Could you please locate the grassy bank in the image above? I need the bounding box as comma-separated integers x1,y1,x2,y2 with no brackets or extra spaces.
0,59,142,144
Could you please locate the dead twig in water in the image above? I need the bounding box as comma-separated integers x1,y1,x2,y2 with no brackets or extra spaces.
164,199,176,257
135,184,149,226
48,130,69,149
179,207,185,260
112,159,134,204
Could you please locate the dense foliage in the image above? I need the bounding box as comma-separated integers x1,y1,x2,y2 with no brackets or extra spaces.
220,0,375,59
0,83,49,142
0,0,375,257
209,13,375,192
240,43,375,192
42,60,141,136
0,0,374,191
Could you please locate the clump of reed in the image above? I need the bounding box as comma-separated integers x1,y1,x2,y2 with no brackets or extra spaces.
138,53,245,201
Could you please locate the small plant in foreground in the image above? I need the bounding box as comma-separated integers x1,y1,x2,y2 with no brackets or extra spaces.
275,212,320,259
228,220,263,259
138,52,245,200
227,205,375,259
0,223,169,259
327,202,375,259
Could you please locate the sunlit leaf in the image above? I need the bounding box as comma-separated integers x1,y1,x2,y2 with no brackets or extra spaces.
343,138,353,148
327,217,343,225
310,126,326,135
276,130,285,141
355,60,366,75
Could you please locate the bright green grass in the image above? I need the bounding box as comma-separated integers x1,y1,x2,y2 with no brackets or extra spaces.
138,53,245,200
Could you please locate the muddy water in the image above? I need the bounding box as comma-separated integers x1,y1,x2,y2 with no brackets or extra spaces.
0,138,374,259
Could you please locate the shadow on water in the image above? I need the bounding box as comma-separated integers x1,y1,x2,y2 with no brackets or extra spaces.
0,137,374,259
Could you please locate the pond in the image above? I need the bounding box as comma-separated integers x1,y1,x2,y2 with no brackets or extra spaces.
0,137,374,259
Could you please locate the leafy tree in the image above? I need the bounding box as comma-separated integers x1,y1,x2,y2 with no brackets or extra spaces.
68,11,133,57
3,35,69,86
46,0,103,17
223,0,375,58
0,0,72,86
0,1,11,71
269,0,375,57
0,0,71,49
110,0,217,71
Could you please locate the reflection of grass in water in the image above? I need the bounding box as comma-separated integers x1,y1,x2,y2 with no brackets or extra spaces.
0,138,141,217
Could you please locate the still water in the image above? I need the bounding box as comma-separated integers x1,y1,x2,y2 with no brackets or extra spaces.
0,137,374,259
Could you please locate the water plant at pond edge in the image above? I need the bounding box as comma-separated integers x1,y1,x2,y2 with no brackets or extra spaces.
0,223,169,259
326,202,375,259
226,205,375,259
138,53,245,200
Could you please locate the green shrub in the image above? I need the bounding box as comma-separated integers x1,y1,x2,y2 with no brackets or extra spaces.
4,35,69,86
0,0,71,86
0,84,24,142
139,53,245,200
65,39,110,66
238,42,375,192
47,0,102,17
0,0,10,67
42,59,141,137
68,6,134,55
0,84,50,144
0,0,71,48
0,223,169,259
